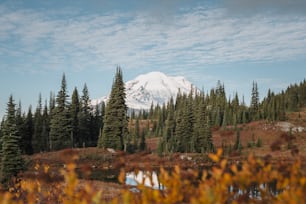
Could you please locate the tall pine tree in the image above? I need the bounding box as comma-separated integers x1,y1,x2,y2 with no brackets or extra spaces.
70,87,80,147
163,97,176,153
32,94,44,153
175,95,191,153
49,74,72,150
204,114,214,153
194,95,208,153
21,107,33,154
1,95,24,185
90,101,105,147
250,81,260,120
98,67,128,150
78,84,91,147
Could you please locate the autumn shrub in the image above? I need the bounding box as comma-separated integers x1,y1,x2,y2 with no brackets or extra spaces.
119,149,306,204
0,148,305,204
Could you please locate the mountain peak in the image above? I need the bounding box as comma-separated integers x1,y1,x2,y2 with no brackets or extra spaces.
137,71,167,78
93,72,195,110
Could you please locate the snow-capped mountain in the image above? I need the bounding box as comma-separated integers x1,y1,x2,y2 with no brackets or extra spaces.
92,71,196,110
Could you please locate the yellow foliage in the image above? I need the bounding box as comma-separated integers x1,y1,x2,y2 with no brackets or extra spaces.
0,149,305,204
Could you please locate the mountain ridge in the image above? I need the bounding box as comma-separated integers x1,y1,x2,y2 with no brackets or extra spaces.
92,71,196,110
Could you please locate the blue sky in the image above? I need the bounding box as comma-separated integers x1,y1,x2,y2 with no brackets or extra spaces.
1,0,306,118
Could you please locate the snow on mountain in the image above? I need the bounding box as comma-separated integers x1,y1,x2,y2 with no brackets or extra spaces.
92,71,196,110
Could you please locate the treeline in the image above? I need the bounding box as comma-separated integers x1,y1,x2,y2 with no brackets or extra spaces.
0,72,305,156
130,79,306,154
0,74,104,156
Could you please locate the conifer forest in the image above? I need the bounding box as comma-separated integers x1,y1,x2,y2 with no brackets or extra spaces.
0,68,305,203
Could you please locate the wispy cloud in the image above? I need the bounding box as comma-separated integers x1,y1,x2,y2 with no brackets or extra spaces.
223,0,306,16
0,5,306,76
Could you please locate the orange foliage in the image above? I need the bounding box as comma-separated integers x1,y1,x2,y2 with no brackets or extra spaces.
0,148,305,204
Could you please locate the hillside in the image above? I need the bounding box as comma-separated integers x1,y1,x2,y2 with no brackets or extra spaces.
21,108,306,202
25,109,306,167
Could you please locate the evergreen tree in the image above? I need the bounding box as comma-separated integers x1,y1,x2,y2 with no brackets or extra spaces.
278,94,286,121
31,95,49,152
149,102,154,118
139,129,146,151
204,114,214,152
250,81,260,120
222,105,228,128
97,101,105,144
98,67,129,151
186,90,195,152
89,102,103,147
70,87,80,147
78,84,91,147
215,81,227,126
15,101,25,151
240,95,248,124
49,74,72,150
164,97,175,152
175,97,188,152
1,95,24,185
157,137,165,156
232,93,240,124
288,85,299,112
21,107,33,154
49,92,56,114
32,94,44,153
41,103,49,151
215,107,221,127
194,96,208,153
299,79,306,107
134,118,140,148
175,93,194,153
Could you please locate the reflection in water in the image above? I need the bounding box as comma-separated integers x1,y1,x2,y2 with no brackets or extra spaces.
229,180,279,200
125,171,164,190
125,170,279,200
88,168,279,200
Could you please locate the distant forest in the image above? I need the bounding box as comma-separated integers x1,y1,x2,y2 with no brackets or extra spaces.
0,68,306,156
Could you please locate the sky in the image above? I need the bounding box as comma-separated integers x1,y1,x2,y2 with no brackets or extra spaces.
1,0,306,118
